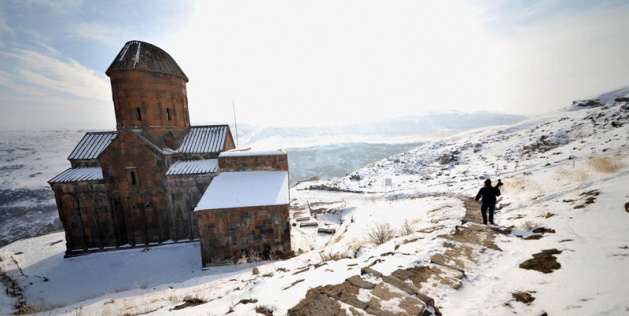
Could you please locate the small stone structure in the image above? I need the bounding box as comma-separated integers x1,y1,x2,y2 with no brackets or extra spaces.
195,149,290,267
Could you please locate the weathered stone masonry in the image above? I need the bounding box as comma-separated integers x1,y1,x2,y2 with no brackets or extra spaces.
197,204,290,265
49,41,235,256
195,150,291,267
219,152,289,172
49,40,290,268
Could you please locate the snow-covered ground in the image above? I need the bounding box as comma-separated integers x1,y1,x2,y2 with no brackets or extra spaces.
1,97,628,315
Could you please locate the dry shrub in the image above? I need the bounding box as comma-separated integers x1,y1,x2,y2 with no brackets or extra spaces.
555,167,589,183
520,220,540,231
329,230,346,244
172,296,207,311
399,219,415,236
588,155,624,173
504,176,543,195
255,305,276,315
236,249,262,265
319,251,346,262
505,177,527,190
367,222,395,245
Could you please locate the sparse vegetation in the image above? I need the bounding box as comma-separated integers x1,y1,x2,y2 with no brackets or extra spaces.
399,219,414,236
172,296,207,310
504,176,544,198
555,166,589,183
520,220,540,231
255,304,276,315
319,251,346,262
437,150,459,165
237,249,263,265
588,155,624,173
367,222,395,245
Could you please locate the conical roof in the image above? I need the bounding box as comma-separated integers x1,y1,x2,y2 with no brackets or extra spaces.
105,40,189,82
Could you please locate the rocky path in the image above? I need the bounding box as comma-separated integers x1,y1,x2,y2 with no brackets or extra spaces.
287,196,508,316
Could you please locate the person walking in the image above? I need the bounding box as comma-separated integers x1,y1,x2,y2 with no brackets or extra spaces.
475,179,502,225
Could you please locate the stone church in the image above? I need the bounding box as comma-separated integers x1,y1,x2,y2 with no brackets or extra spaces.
49,41,290,264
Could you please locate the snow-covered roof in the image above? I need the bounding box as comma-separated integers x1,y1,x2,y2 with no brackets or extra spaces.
48,167,103,183
178,125,230,154
165,159,218,176
220,149,286,157
67,132,117,160
195,171,289,210
105,40,189,82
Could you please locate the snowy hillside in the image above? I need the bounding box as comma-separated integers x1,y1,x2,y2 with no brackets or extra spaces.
0,131,86,247
1,98,628,315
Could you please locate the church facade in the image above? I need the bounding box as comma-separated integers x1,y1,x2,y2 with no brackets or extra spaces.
49,41,237,256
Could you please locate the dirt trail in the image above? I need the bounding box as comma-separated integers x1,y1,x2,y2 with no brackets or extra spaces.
460,195,484,224
288,195,507,316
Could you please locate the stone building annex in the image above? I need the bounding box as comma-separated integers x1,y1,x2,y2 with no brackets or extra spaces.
49,41,290,266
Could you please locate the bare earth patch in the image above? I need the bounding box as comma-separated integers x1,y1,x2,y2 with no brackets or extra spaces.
519,249,562,273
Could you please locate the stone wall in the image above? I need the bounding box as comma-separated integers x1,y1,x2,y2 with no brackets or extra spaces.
51,173,213,255
53,130,218,255
166,173,216,241
219,152,288,172
97,129,172,246
109,71,190,131
50,181,119,253
196,204,290,267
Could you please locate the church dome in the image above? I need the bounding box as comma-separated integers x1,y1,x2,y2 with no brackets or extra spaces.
105,40,189,82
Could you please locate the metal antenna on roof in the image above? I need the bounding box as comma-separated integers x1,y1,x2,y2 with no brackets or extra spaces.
232,99,239,148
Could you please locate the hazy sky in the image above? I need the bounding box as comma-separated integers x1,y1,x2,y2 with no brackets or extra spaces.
1,0,628,130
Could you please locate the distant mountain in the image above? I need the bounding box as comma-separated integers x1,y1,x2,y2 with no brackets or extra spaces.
233,111,528,144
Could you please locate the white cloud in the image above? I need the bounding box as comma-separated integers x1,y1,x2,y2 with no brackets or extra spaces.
69,22,128,47
1,48,110,101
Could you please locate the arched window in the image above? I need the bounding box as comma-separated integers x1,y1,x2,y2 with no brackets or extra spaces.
126,167,138,186
136,107,142,121
166,108,171,121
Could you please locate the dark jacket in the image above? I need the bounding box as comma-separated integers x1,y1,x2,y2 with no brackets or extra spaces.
475,185,501,204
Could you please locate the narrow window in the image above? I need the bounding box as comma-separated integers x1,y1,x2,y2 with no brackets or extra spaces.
130,171,137,185
136,108,142,121
166,108,171,121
